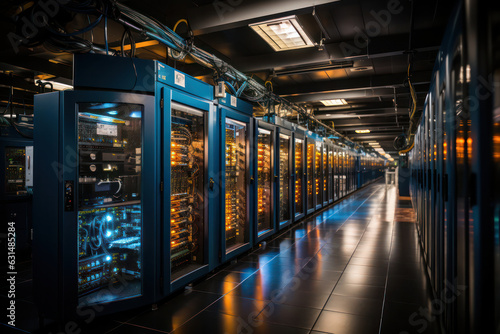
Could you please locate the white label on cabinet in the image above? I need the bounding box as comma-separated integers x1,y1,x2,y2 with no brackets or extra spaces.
96,123,117,136
174,71,185,87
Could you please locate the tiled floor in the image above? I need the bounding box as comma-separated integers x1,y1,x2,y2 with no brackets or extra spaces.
1,181,441,334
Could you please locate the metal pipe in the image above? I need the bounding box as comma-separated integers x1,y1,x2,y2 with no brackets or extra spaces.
312,7,331,40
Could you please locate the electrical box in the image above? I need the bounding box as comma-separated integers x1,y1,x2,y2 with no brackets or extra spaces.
215,81,226,98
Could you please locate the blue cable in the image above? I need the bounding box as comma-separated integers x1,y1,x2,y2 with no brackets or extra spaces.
236,80,248,97
49,14,103,37
224,81,237,95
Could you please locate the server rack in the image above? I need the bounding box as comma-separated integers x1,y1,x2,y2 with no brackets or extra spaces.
0,123,33,256
258,116,298,230
349,151,355,194
276,127,293,229
333,146,339,201
254,120,276,242
305,131,322,215
75,54,218,298
34,90,157,322
322,140,330,207
154,64,216,294
340,149,346,198
218,94,254,262
293,127,306,222
314,138,323,210
33,54,220,322
327,143,334,203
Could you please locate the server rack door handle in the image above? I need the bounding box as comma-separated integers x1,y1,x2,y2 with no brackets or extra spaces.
209,177,215,191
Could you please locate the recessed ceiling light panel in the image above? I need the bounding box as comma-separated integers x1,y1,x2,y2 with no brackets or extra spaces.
250,16,315,52
320,99,347,106
355,129,370,134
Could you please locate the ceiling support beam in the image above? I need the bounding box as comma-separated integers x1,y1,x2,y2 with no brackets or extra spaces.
0,56,72,80
233,31,440,72
277,71,432,96
285,88,395,103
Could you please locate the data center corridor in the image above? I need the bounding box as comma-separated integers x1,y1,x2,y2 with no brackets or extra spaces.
66,181,437,334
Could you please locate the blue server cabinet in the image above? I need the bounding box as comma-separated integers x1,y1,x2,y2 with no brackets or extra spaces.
292,126,306,223
322,139,331,206
305,131,323,212
33,54,218,323
260,116,295,230
276,125,293,229
0,122,33,256
218,94,254,262
324,140,334,204
254,120,276,242
75,54,217,297
155,61,217,295
34,90,157,323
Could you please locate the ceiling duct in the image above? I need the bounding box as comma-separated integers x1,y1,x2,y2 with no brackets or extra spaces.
273,61,353,76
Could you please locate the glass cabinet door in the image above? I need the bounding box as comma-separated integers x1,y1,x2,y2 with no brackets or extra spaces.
257,128,272,234
315,142,322,205
342,152,346,196
170,104,205,282
307,141,314,210
279,134,290,223
323,146,328,203
294,138,304,216
77,102,143,305
333,150,338,200
224,119,248,252
329,147,334,201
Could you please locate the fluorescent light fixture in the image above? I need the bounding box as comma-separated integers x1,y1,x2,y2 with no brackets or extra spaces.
250,16,314,52
355,129,370,134
320,99,347,106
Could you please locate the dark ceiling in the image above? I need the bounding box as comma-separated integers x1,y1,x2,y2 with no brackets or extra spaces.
0,0,458,156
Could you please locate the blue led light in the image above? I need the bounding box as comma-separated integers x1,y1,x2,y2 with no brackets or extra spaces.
129,111,141,118
106,255,112,262
107,110,118,115
106,230,112,237
88,103,118,110
106,215,112,222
